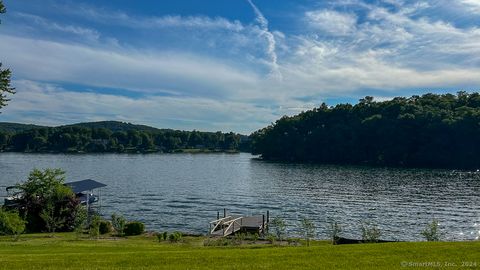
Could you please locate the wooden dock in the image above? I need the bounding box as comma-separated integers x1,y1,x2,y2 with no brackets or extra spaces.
209,210,269,237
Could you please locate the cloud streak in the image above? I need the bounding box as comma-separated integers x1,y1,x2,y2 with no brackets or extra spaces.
246,0,281,78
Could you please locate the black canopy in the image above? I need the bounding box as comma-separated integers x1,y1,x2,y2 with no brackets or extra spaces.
65,179,107,193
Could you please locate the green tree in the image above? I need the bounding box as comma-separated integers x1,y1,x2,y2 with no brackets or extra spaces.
16,168,79,232
0,1,15,111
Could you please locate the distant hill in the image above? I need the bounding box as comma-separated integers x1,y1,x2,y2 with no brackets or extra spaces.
0,122,47,133
61,121,170,133
0,121,171,133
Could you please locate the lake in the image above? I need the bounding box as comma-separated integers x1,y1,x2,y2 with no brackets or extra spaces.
0,152,479,241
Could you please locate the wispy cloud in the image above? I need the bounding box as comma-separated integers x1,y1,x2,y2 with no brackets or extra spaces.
1,0,480,132
305,10,357,36
246,0,281,79
15,12,101,42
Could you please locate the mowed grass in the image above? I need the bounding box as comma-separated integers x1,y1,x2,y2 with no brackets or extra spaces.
0,233,479,270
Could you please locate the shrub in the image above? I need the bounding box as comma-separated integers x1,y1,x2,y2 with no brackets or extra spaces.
162,231,168,241
124,221,145,236
421,219,440,241
361,222,381,243
0,208,26,240
252,233,259,243
89,215,101,238
266,233,276,244
155,232,169,242
299,217,316,246
111,213,126,236
329,221,342,245
270,217,287,241
99,220,112,235
168,231,182,242
73,206,87,239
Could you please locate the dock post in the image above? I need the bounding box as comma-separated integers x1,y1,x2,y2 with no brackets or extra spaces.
217,211,219,220
267,210,270,223
223,208,226,218
262,214,265,233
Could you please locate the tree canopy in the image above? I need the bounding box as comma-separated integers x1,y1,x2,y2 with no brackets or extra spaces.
251,92,480,169
14,169,79,232
0,121,249,153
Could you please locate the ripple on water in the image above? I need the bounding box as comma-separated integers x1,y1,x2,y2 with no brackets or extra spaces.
1,153,479,241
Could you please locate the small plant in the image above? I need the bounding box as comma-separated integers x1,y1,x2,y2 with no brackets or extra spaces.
0,208,26,241
266,233,276,244
168,231,183,242
234,232,247,244
73,206,87,239
421,219,440,241
111,213,126,236
270,217,287,241
329,221,342,245
124,221,145,236
89,215,101,238
361,222,381,243
300,217,316,246
99,220,112,235
156,232,169,242
252,233,259,243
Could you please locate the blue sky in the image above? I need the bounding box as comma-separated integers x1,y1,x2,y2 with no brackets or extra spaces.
0,0,480,133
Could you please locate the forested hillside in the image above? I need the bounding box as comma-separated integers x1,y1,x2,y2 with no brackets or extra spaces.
0,121,249,153
251,92,480,169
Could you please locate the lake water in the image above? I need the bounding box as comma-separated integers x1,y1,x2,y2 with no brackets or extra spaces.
0,152,479,241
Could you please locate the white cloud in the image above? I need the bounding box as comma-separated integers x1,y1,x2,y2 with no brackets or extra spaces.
460,0,480,13
305,10,357,36
67,5,245,32
247,0,281,79
0,34,260,99
1,80,279,133
2,0,480,133
14,12,101,42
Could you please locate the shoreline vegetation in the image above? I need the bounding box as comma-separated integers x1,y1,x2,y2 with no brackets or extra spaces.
0,121,250,154
251,92,480,170
0,233,479,269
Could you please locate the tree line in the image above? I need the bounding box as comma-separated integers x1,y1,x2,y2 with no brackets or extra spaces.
0,123,249,153
251,92,480,169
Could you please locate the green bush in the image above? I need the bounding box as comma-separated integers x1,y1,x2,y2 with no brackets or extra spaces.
89,215,101,238
124,221,145,236
421,219,441,241
361,222,381,243
168,231,182,242
270,217,287,241
111,213,126,236
156,231,168,242
0,208,26,240
99,220,112,235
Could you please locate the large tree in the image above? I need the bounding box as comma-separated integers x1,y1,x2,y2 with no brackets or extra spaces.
0,0,15,111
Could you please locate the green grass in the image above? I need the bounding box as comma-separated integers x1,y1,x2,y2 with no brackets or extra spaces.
0,233,479,269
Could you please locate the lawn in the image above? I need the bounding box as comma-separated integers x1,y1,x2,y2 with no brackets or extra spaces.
0,233,478,269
